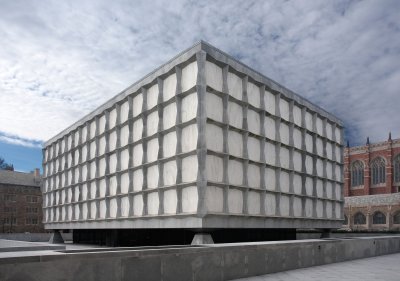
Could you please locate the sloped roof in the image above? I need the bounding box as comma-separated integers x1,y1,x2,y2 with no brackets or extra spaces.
0,170,41,187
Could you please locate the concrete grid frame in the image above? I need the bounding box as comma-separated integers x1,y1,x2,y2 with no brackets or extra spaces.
42,41,344,230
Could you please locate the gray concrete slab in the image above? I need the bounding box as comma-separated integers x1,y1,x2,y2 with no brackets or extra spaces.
0,239,65,252
234,253,400,281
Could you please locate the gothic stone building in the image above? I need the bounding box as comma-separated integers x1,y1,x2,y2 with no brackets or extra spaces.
0,169,44,233
343,136,400,231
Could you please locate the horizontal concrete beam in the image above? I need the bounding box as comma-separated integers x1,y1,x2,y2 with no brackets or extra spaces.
1,236,399,280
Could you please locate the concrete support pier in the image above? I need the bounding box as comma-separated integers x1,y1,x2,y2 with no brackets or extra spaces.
191,233,214,245
48,230,64,244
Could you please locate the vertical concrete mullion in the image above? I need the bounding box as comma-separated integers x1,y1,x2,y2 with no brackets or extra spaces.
311,113,318,219
242,76,249,215
157,77,164,215
94,116,100,202
104,110,111,218
115,104,122,218
288,100,295,217
222,66,229,214
175,66,183,214
300,107,307,217
195,50,207,216
259,86,266,216
274,92,281,217
127,95,135,217
141,87,148,216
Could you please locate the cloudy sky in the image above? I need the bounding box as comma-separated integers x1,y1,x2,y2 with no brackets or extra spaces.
0,0,399,171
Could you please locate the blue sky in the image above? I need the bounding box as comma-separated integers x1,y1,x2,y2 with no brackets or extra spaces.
0,0,399,172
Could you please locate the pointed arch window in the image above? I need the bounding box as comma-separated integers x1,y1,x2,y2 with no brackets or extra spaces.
354,212,366,225
351,161,364,187
394,154,400,184
372,211,386,224
371,157,386,185
393,212,400,224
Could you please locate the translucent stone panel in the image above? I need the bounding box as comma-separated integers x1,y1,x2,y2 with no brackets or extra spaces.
99,136,106,156
316,179,323,198
326,122,333,140
90,181,96,199
99,115,106,134
326,201,332,218
147,111,159,137
334,183,341,199
181,61,198,92
206,155,223,182
293,151,302,172
205,61,223,92
133,93,143,117
228,101,242,128
335,127,341,143
316,117,323,136
335,202,341,219
326,181,333,199
264,91,275,115
74,130,80,146
90,120,96,139
326,142,333,160
206,93,223,122
110,198,117,218
205,186,223,213
147,192,159,215
109,176,117,196
163,160,177,186
280,123,290,145
305,111,313,131
335,145,341,162
133,170,143,191
89,141,96,159
120,172,129,194
181,93,197,122
121,196,129,217
109,131,117,151
163,103,177,130
120,100,129,123
182,155,198,183
305,133,313,153
248,136,260,162
109,153,117,174
293,105,302,127
61,139,66,154
120,148,129,170
99,179,106,197
326,162,333,180
305,199,313,217
133,144,143,167
80,145,87,163
74,149,80,165
248,110,260,135
147,84,158,110
109,108,117,129
228,130,243,158
120,125,129,147
264,116,275,140
228,188,243,214
305,177,313,196
264,142,276,166
247,191,260,215
133,195,143,216
293,174,302,194
99,157,106,177
248,164,260,188
147,138,159,163
305,155,313,175
183,124,198,152
228,72,242,100
164,189,177,214
163,132,177,158
280,171,290,193
90,202,96,219
229,160,243,185
335,165,341,181
67,170,73,185
280,147,290,169
316,200,323,218
280,195,290,217
248,82,260,108
68,205,73,220
182,186,198,213
265,193,276,216
147,165,159,189
99,200,106,218
163,73,177,102
316,159,323,177
81,184,87,201
133,119,143,142
293,128,302,149
74,205,80,220
206,123,223,152
316,138,323,156
279,98,290,121
293,197,302,217
67,135,73,151
265,167,276,191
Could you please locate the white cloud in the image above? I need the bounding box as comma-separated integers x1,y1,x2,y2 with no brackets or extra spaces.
0,0,399,147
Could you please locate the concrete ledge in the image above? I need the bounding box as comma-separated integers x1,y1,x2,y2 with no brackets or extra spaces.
0,236,399,280
0,239,65,253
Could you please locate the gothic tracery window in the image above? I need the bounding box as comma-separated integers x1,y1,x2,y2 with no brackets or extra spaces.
394,154,400,184
353,212,366,225
351,161,364,187
371,157,386,185
393,212,400,224
372,211,386,224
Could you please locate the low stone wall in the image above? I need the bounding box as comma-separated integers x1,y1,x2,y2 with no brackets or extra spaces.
0,233,72,242
0,236,400,281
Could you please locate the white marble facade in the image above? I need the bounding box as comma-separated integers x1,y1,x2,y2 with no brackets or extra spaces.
42,42,344,229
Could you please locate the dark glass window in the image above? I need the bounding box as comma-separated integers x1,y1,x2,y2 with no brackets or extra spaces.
351,161,364,187
372,211,386,224
371,157,386,185
354,212,366,225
